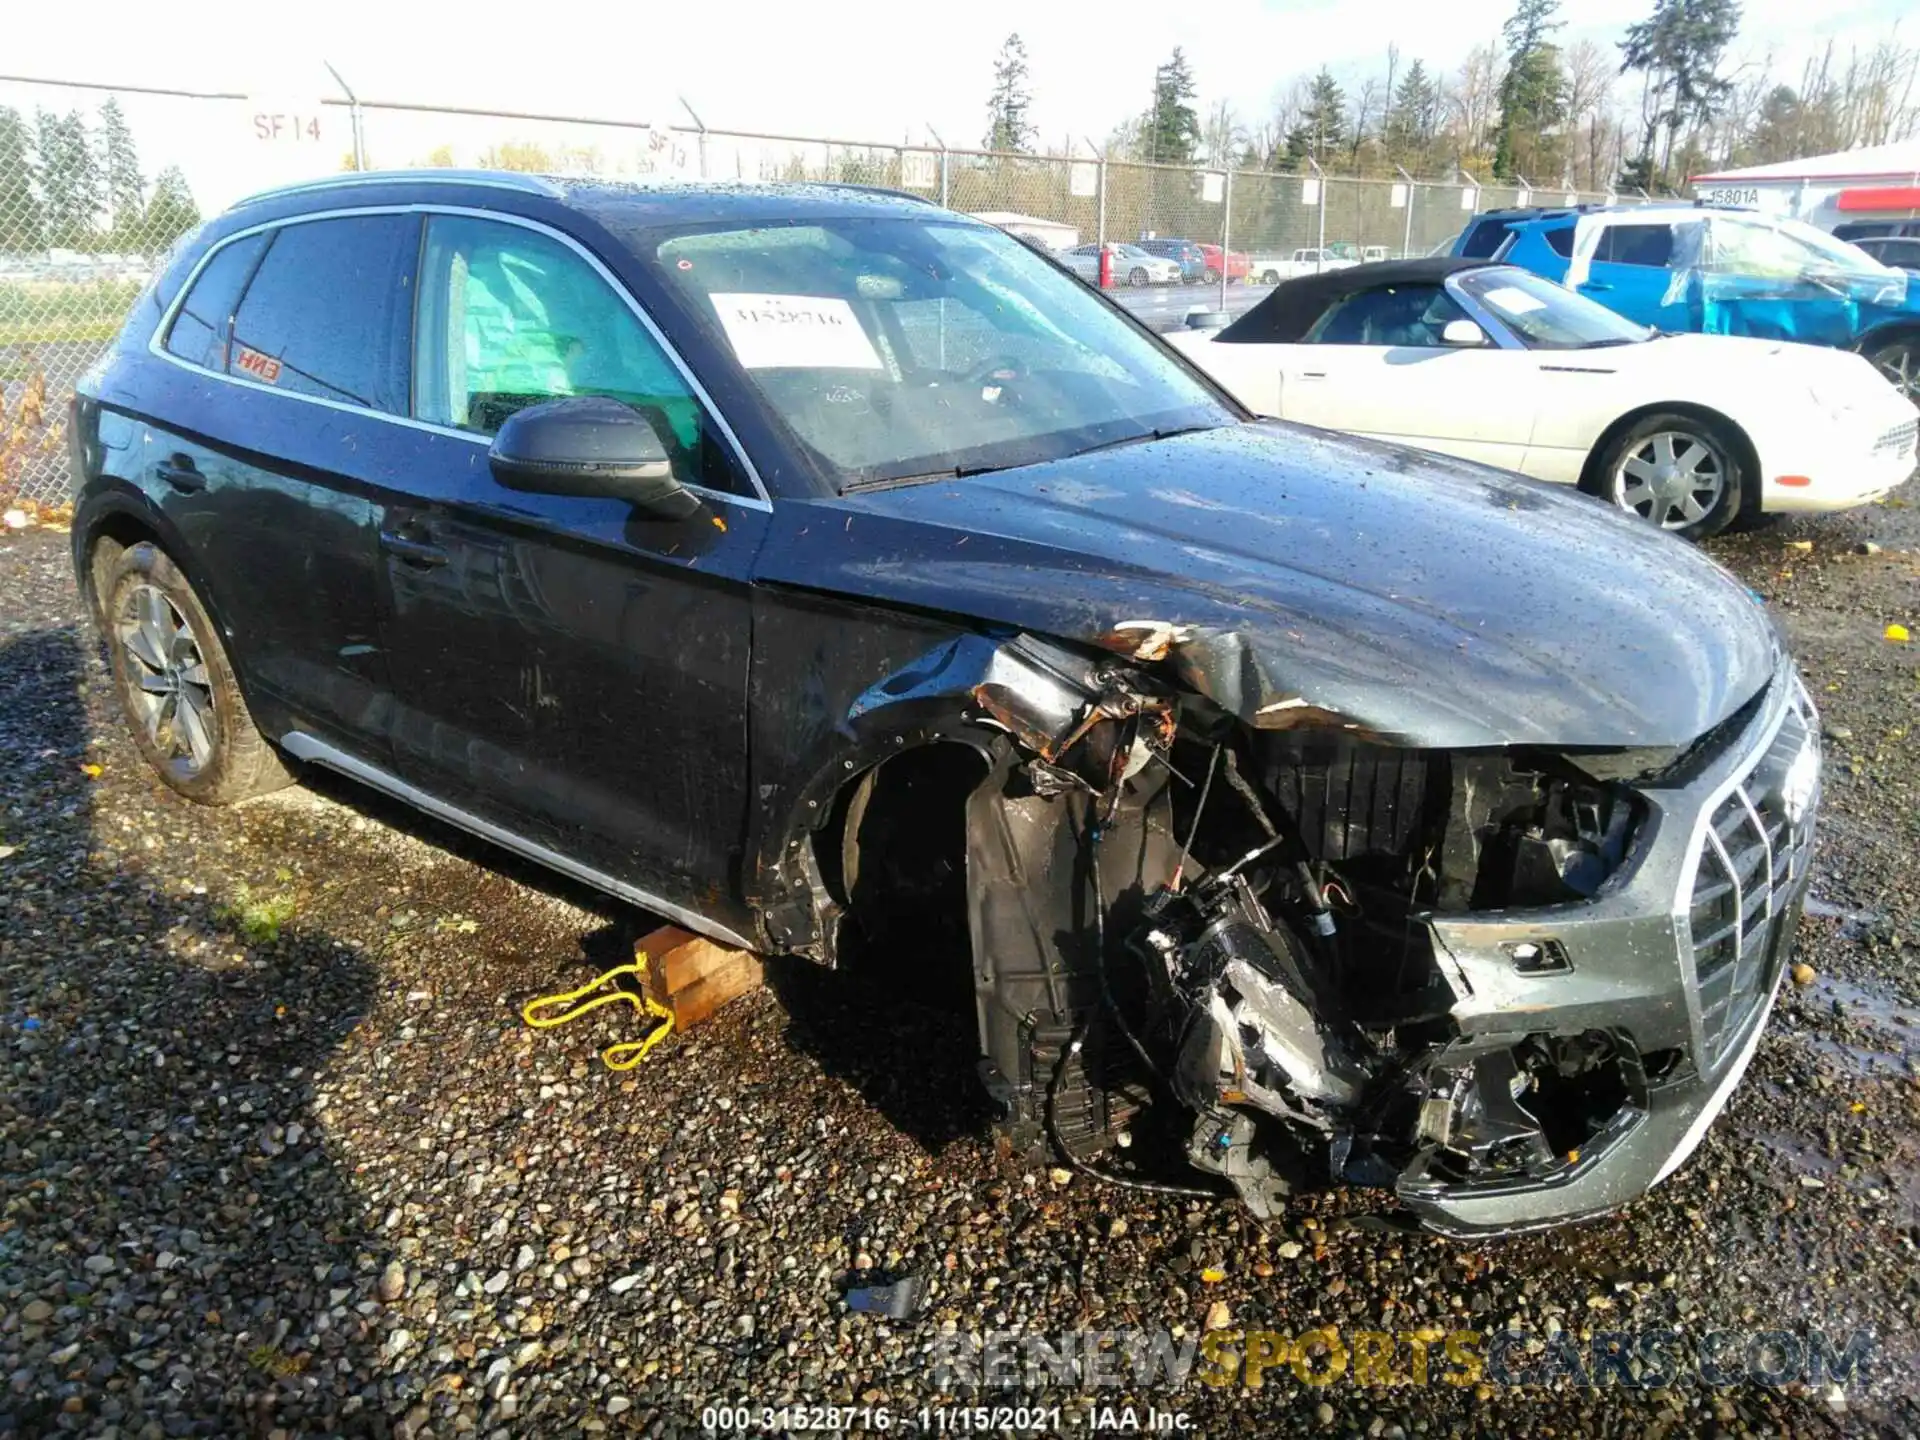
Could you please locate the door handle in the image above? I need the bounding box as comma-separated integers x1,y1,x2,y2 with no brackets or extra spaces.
379,527,450,568
1583,282,1615,293
155,456,205,493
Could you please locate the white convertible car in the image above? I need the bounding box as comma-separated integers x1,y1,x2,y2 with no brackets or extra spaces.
1166,257,1917,538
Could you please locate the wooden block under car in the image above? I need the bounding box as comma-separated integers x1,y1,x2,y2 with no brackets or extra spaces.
637,925,763,1031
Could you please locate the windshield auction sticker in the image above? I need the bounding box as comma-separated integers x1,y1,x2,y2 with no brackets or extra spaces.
710,293,883,370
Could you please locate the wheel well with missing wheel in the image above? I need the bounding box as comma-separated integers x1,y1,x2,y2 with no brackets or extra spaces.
814,742,990,969
1578,402,1761,515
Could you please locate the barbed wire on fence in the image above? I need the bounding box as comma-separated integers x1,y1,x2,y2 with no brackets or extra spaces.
0,73,1632,507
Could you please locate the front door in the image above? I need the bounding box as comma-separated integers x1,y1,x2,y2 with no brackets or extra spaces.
1274,280,1538,470
376,212,766,925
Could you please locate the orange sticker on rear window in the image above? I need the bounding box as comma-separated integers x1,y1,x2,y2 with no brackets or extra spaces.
234,346,283,383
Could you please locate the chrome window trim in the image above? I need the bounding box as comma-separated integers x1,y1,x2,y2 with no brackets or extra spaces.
279,731,758,952
146,202,774,511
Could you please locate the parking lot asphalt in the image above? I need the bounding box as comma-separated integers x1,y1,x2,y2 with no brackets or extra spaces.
1111,282,1267,332
2,475,1918,1437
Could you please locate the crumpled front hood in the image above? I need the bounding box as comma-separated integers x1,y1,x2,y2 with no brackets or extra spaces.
757,422,1781,750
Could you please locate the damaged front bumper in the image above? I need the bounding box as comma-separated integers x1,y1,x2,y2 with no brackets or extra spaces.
1396,667,1819,1237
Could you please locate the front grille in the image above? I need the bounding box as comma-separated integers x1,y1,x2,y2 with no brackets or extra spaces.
1874,418,1917,459
1686,688,1817,1067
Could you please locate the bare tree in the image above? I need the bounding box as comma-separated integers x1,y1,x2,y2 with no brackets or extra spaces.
1449,43,1505,167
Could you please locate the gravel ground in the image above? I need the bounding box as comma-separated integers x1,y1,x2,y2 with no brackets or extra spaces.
2,481,1918,1439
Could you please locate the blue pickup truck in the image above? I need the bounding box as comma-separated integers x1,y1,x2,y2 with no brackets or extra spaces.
1464,204,1920,405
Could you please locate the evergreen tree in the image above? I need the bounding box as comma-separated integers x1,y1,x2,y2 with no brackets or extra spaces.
1621,0,1742,189
141,165,199,250
0,107,42,252
1146,48,1201,165
983,34,1037,152
1382,60,1440,167
1283,69,1347,171
35,108,101,248
98,98,145,241
1493,0,1568,179
1741,84,1804,164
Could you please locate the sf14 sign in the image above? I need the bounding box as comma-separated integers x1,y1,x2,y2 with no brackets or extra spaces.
250,98,328,144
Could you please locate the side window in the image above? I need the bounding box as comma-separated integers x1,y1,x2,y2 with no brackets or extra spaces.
1544,226,1575,258
227,215,415,413
1459,221,1514,260
1306,284,1466,346
1598,224,1675,268
413,214,740,493
163,232,269,370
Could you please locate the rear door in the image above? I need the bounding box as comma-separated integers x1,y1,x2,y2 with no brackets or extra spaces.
1272,279,1539,469
1575,219,1701,330
144,211,416,762
375,211,767,924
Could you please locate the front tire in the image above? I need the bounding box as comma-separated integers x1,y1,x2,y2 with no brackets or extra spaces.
1866,335,1920,408
1128,267,1148,287
1585,413,1744,541
103,541,291,805
1203,268,1221,286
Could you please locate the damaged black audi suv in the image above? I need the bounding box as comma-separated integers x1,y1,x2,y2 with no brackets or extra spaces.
70,173,1821,1236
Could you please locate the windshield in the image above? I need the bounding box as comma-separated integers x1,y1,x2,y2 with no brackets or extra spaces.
1455,268,1652,350
1706,214,1897,279
643,217,1231,487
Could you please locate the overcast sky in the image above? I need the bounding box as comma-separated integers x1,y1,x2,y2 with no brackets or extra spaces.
4,0,1912,211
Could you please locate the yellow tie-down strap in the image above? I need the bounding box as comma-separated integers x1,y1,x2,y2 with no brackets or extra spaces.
521,952,675,1070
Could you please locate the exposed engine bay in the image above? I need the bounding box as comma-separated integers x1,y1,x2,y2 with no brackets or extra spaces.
949,633,1659,1222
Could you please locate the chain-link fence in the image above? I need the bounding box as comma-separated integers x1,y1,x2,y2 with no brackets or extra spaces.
1,73,1635,508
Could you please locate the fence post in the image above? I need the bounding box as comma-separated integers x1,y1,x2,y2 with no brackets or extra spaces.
1096,156,1107,252
1396,165,1415,259
679,97,709,179
1219,167,1232,311
1308,158,1326,269
323,61,366,171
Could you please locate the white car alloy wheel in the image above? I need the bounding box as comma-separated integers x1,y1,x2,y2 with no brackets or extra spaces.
1610,429,1730,532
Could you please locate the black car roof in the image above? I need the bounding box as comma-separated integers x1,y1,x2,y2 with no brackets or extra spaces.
227,170,952,228
1216,257,1494,344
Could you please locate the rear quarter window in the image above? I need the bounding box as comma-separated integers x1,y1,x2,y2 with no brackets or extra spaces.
1458,220,1515,259
1544,226,1574,258
162,232,269,370
226,214,418,414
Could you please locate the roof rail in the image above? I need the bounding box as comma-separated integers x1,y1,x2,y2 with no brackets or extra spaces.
232,169,567,209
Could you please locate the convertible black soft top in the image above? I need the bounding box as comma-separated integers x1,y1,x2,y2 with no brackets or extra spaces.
1215,257,1495,344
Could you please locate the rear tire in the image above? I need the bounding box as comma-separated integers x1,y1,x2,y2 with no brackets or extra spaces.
103,541,291,805
1128,267,1148,287
1203,268,1220,286
1583,412,1744,542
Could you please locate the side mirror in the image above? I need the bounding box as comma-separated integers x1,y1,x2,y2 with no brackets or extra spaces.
1441,318,1489,347
1185,309,1231,331
488,396,701,519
